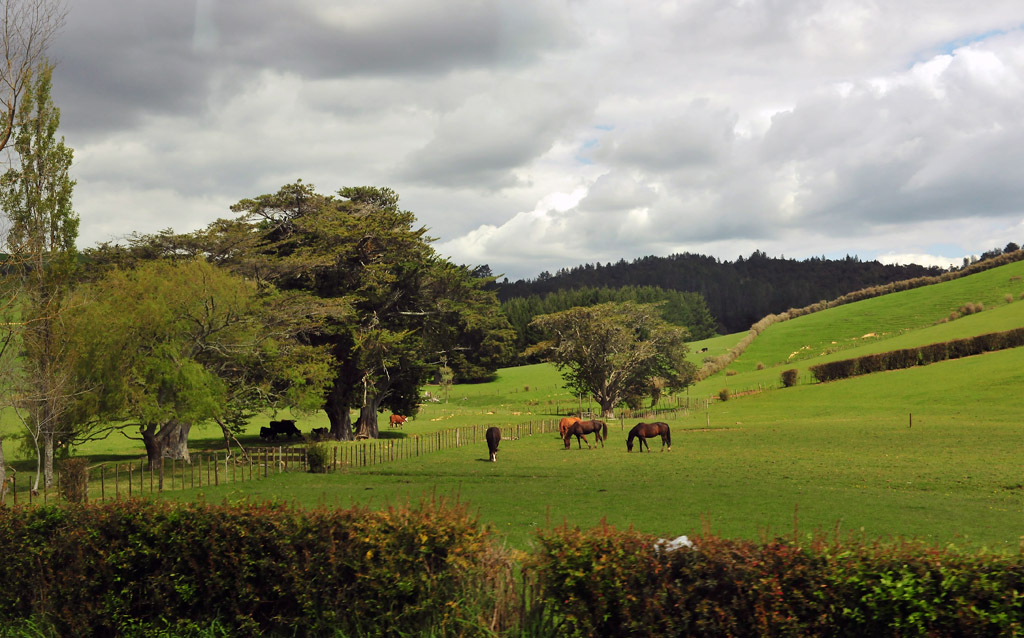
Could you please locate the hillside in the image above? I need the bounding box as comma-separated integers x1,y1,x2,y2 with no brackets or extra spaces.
496,250,946,333
689,257,1024,395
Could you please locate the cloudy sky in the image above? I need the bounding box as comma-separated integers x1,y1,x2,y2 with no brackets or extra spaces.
47,0,1024,280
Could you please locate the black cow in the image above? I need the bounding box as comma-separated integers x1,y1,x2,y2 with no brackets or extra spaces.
269,419,301,438
259,426,276,440
309,427,329,441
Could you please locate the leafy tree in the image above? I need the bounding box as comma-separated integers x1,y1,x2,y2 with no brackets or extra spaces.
224,182,513,439
529,302,696,417
69,259,334,477
0,61,77,490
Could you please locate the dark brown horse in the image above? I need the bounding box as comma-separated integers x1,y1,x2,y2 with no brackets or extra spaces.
486,426,501,462
563,419,608,449
626,422,671,452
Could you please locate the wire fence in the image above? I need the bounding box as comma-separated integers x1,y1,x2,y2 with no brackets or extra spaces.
1,406,695,507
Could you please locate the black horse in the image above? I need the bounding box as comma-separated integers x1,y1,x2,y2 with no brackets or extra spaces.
563,419,608,449
626,422,671,452
486,426,502,462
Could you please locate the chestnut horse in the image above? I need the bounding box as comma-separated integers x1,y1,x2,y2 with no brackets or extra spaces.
485,426,501,462
558,416,581,438
626,422,671,452
563,419,608,449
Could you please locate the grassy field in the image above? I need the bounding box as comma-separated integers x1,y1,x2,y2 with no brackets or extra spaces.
2,260,1023,554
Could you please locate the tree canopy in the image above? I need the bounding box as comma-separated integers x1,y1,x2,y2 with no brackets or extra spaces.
69,259,335,470
529,301,696,417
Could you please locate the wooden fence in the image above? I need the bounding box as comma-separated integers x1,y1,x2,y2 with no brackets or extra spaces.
1,407,694,507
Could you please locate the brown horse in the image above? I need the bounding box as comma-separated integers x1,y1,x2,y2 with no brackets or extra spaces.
563,419,608,449
558,416,581,438
485,426,501,462
626,422,671,452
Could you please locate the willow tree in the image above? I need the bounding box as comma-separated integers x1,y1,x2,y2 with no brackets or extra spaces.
529,301,696,417
69,259,335,476
0,61,77,490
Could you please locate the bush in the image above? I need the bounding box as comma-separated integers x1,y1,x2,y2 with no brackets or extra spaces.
780,369,799,388
533,524,1024,637
718,388,731,401
0,500,511,637
306,442,329,474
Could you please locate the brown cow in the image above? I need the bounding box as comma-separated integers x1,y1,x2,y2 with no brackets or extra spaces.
389,414,408,428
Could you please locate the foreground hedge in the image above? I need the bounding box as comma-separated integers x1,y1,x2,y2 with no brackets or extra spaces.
533,525,1024,637
2,502,1023,636
0,500,511,637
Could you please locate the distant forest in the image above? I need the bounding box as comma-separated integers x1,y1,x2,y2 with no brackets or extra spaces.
495,250,946,335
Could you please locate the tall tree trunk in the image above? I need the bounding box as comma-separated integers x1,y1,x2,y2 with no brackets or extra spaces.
42,431,54,489
356,400,381,439
0,436,6,504
325,376,354,441
140,420,191,471
163,421,192,462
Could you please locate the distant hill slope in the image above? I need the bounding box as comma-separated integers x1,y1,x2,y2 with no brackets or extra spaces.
690,257,1024,395
496,250,945,333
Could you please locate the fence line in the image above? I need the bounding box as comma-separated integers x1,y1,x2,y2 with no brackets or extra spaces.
1,406,696,507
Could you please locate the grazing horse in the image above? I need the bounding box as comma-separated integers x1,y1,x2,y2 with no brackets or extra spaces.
563,419,608,449
485,426,502,462
558,416,581,438
389,414,408,428
626,422,671,452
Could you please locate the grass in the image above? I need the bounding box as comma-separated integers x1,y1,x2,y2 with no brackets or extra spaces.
3,260,1023,554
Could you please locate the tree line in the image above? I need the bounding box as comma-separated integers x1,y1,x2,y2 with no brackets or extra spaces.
496,250,948,333
501,285,717,357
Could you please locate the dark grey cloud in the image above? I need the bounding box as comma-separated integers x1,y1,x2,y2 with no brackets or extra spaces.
35,1,1024,280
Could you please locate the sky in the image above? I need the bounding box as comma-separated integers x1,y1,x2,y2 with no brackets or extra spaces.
45,0,1024,281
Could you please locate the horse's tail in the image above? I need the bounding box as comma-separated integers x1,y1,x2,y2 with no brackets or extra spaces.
602,420,608,440
665,425,671,448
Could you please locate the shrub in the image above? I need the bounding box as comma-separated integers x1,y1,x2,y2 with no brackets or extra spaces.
306,442,329,474
0,500,509,637
780,369,799,388
718,388,731,401
857,353,888,374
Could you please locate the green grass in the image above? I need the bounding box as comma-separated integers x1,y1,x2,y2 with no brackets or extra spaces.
3,260,1024,555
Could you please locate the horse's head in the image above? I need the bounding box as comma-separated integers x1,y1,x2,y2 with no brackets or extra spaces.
626,436,634,452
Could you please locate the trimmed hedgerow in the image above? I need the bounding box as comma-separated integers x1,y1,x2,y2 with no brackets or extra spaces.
0,500,512,637
810,327,1024,383
531,524,1024,638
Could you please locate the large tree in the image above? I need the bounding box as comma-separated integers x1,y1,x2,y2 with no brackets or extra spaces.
224,182,514,439
529,301,696,417
0,61,77,490
69,259,335,476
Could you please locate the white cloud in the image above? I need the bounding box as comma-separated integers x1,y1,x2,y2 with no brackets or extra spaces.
38,1,1024,279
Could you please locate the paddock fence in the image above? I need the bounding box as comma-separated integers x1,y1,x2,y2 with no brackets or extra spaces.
0,405,696,507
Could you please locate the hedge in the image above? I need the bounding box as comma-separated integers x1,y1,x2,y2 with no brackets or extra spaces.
532,525,1024,637
810,327,1024,383
2,502,1023,636
0,500,513,637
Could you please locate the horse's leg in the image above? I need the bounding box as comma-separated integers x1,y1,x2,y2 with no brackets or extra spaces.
582,434,591,449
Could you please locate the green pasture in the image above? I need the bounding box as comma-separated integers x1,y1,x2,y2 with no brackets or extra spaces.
155,346,1023,552
2,260,1023,554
